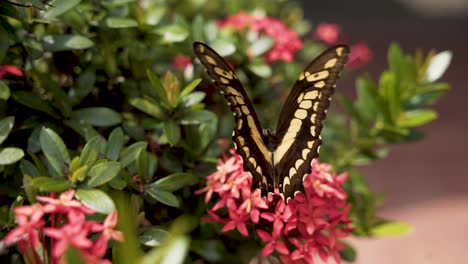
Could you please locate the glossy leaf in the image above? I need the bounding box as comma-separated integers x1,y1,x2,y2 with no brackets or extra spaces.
0,116,14,145
146,189,180,208
139,227,169,247
0,81,10,100
398,109,437,127
163,121,180,146
43,35,94,52
40,128,70,176
30,177,75,192
425,50,452,82
106,127,126,161
155,24,189,43
79,137,101,166
150,173,196,192
120,142,148,168
75,189,115,214
129,98,165,120
179,110,216,125
104,18,138,28
86,161,121,187
371,221,413,236
0,147,24,165
71,107,122,127
43,0,82,18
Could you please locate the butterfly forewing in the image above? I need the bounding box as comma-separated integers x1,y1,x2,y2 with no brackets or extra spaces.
193,42,273,194
273,45,349,199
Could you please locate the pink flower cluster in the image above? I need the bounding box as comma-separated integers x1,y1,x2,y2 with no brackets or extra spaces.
218,12,303,62
314,23,372,69
2,190,123,264
196,149,352,264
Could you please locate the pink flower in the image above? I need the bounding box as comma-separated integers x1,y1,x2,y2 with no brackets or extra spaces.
92,211,123,257
347,42,372,69
221,199,250,236
197,149,352,262
218,12,303,62
314,23,341,45
172,54,192,70
257,229,289,257
0,65,23,79
36,189,95,215
43,210,94,258
2,204,45,250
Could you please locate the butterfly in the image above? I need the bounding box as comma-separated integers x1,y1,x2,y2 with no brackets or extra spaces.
193,42,349,200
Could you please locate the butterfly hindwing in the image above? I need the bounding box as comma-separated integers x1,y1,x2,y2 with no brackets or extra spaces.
193,42,273,194
273,45,349,199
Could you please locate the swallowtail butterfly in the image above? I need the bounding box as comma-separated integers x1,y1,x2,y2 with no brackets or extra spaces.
193,42,349,200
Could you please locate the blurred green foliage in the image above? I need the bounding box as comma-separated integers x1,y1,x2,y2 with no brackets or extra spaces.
0,0,450,263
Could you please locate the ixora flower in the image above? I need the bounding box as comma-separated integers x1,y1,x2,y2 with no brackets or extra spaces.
197,149,352,264
313,23,341,45
1,190,123,264
0,65,23,79
217,12,303,62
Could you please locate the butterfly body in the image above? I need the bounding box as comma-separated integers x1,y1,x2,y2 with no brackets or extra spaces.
193,42,348,200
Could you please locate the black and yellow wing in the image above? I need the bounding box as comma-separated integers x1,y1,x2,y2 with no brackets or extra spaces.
193,42,273,194
273,45,349,199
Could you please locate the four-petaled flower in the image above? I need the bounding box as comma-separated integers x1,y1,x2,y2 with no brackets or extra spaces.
197,149,352,263
314,23,341,45
218,12,303,62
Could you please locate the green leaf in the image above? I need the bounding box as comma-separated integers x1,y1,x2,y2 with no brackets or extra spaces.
178,78,202,101
79,137,101,166
104,18,138,28
397,109,437,127
425,50,452,82
146,189,180,208
339,244,357,262
23,37,44,59
147,70,169,106
20,160,41,178
143,4,166,26
64,247,86,264
371,221,413,236
388,42,404,74
163,121,180,146
43,0,82,18
355,78,379,123
71,107,122,127
139,227,168,247
248,63,272,78
43,35,94,52
86,161,121,187
181,92,205,108
129,98,164,120
0,81,10,100
0,147,24,165
9,196,25,222
120,142,148,168
179,110,216,125
191,240,223,262
75,189,115,214
137,151,149,180
12,91,60,119
0,116,14,145
210,39,236,56
106,127,126,161
30,177,75,192
40,128,70,176
160,236,190,264
155,24,189,43
248,37,274,56
150,173,196,192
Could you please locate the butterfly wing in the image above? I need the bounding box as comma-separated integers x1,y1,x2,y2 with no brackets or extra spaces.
193,42,274,194
273,45,349,199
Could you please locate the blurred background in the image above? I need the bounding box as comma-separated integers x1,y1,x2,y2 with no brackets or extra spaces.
300,0,468,263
